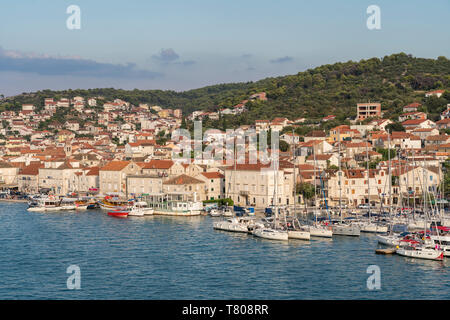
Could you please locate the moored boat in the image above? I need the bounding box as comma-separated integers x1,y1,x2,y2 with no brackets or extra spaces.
27,196,63,212
107,210,128,218
396,245,444,261
128,201,153,216
253,227,289,241
213,217,249,233
99,196,129,210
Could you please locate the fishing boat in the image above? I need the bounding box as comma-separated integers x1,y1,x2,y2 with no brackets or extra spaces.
128,201,154,216
143,192,203,216
107,210,128,218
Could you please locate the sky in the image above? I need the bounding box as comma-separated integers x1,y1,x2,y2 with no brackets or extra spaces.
0,0,449,96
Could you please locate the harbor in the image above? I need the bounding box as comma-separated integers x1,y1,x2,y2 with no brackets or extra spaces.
0,201,448,299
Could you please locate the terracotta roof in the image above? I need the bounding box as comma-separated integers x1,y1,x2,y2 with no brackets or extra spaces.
163,174,204,185
141,160,174,170
201,172,224,179
86,167,99,176
100,161,131,171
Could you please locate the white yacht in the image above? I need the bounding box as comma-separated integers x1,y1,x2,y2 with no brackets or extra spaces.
359,221,388,233
286,218,310,240
396,245,444,261
213,217,250,233
128,201,154,216
253,227,289,241
143,192,203,216
331,219,361,236
27,196,63,212
309,224,333,238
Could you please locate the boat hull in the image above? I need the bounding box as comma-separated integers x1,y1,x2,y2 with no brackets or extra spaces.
396,248,444,261
360,223,388,233
107,211,128,218
153,210,201,216
332,224,360,236
309,226,333,238
253,228,288,241
213,221,248,233
288,230,310,240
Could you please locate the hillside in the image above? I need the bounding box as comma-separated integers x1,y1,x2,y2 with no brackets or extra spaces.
1,53,449,125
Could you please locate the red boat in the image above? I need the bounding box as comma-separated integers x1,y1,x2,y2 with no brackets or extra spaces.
108,210,129,218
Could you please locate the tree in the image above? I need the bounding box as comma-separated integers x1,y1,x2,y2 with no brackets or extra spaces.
279,140,290,152
296,182,315,200
385,122,405,132
376,148,396,161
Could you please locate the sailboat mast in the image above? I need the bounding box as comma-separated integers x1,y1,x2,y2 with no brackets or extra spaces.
338,130,342,221
366,136,370,219
388,130,392,216
412,149,416,220
292,129,296,217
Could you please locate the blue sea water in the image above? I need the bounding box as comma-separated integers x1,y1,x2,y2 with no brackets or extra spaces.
0,202,448,299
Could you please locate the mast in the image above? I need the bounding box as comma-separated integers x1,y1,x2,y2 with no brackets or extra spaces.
388,130,392,216
292,129,296,218
412,149,416,221
366,136,371,219
338,129,342,221
423,158,427,236
313,144,317,210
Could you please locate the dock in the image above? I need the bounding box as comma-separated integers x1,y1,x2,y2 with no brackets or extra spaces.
375,248,397,255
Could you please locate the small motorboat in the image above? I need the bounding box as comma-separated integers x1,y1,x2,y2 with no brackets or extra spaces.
108,210,128,218
87,202,100,209
209,209,223,217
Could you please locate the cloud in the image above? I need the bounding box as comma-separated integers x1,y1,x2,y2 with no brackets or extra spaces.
152,48,195,67
152,48,180,63
270,56,294,64
175,60,196,66
0,47,162,78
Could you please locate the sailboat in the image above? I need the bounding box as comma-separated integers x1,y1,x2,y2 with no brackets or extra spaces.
331,130,360,236
377,131,401,244
396,164,444,261
360,139,388,233
286,133,311,241
253,151,289,241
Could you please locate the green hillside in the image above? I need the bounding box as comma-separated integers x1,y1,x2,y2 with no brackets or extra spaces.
1,53,449,125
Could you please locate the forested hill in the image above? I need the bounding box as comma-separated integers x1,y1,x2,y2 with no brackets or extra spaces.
2,53,450,124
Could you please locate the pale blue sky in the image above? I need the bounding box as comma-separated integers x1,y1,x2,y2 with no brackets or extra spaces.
0,0,449,96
